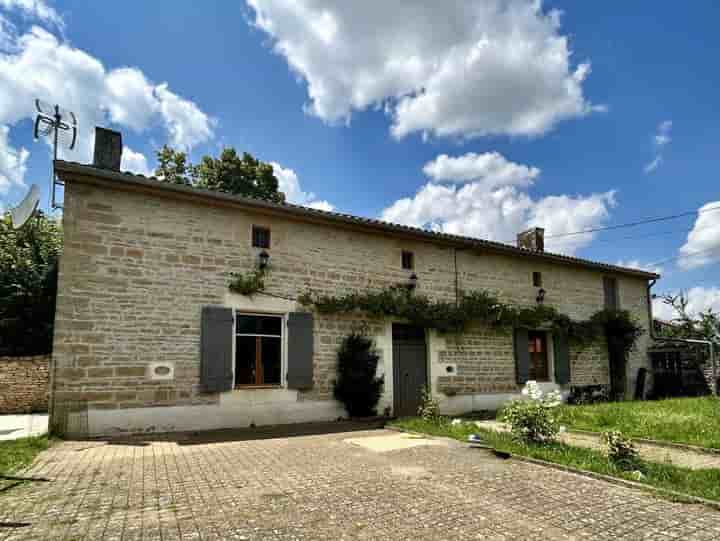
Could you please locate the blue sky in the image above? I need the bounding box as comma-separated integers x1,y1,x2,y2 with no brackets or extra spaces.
0,1,718,317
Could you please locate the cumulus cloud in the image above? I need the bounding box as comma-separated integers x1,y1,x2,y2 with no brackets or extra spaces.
0,25,214,170
653,286,720,321
247,0,601,140
678,201,720,269
271,162,334,211
0,123,28,194
644,120,671,174
422,152,539,188
616,259,662,275
381,152,615,255
120,146,152,176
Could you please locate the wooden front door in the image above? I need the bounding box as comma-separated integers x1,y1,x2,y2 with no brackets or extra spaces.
392,324,427,418
528,331,549,381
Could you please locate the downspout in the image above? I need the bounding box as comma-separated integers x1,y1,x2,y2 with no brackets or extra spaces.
647,279,717,395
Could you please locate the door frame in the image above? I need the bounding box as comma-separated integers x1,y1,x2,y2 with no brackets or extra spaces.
391,323,429,417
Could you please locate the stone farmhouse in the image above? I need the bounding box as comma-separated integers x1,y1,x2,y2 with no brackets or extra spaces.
50,129,659,436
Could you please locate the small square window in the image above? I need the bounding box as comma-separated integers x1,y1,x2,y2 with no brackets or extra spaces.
252,226,270,249
401,250,414,270
532,271,542,287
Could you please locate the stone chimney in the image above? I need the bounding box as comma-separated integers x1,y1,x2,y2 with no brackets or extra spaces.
93,127,122,171
517,227,545,252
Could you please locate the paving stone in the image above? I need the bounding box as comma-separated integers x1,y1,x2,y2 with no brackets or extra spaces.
0,429,717,540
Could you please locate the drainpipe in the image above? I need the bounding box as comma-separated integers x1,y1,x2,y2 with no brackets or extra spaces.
647,279,717,395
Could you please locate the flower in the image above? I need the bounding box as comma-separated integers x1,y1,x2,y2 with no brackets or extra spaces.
451,418,463,426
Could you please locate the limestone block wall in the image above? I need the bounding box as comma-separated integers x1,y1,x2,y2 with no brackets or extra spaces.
0,355,50,413
53,177,654,417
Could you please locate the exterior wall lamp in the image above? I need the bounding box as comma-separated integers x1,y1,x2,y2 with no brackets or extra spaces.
407,273,418,291
536,288,546,305
258,250,270,270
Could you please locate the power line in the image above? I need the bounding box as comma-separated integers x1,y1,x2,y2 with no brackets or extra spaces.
647,245,720,268
542,204,720,240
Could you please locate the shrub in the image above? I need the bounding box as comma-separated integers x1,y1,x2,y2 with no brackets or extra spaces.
602,430,640,471
333,333,384,417
567,385,610,405
418,387,442,424
502,381,562,444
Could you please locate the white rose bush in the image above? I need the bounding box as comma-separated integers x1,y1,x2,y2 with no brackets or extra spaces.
502,381,562,444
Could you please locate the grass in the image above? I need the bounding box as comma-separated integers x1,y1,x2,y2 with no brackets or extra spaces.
391,417,720,503
0,436,50,476
553,397,720,449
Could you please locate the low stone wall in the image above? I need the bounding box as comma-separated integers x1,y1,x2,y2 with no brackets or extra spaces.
0,355,50,414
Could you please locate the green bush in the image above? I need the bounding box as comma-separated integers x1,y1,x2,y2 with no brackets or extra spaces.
602,430,640,471
501,381,562,444
418,387,442,424
333,333,384,417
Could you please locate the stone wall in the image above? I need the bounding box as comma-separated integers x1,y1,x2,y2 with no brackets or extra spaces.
0,355,50,413
53,177,653,419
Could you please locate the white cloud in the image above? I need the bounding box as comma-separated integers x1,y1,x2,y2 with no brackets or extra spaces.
120,146,152,176
616,259,662,275
0,0,62,27
644,120,671,174
381,152,615,255
653,286,720,321
271,162,334,211
0,26,214,169
422,152,539,188
678,201,720,269
0,123,28,194
247,0,600,140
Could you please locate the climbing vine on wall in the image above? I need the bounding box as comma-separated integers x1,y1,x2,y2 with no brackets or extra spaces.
297,286,644,356
228,269,266,296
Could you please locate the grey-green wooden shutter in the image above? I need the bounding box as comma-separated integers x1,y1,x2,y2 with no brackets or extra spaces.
603,277,619,309
287,312,314,390
553,331,571,384
513,328,530,384
200,305,234,393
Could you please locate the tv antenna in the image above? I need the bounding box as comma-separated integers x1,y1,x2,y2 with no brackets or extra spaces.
34,99,77,209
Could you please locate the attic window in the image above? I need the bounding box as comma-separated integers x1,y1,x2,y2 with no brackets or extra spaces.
401,250,414,270
252,226,270,249
532,272,542,287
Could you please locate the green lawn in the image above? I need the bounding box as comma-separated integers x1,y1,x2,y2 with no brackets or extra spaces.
391,418,720,503
0,436,50,476
553,397,720,449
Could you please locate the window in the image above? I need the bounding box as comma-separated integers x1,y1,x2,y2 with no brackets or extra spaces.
401,250,414,270
603,277,619,309
252,226,271,249
235,314,282,386
528,330,549,381
532,271,542,287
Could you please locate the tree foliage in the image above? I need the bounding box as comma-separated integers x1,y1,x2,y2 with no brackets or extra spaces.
333,333,384,417
659,293,720,346
154,146,285,202
0,212,62,356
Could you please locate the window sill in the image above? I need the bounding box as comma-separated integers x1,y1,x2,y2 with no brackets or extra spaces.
234,385,283,390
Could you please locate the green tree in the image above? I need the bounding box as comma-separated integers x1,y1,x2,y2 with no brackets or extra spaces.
154,145,191,185
660,293,720,345
0,212,62,355
154,146,285,203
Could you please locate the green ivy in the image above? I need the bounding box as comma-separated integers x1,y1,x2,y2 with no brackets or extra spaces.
298,286,643,356
228,269,266,296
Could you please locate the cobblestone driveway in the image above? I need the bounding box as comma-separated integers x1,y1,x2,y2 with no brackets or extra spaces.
1,427,719,540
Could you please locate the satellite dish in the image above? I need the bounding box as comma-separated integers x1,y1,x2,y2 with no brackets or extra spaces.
9,184,40,229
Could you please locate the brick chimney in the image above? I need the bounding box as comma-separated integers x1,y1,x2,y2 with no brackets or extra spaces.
517,227,545,252
93,127,122,171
